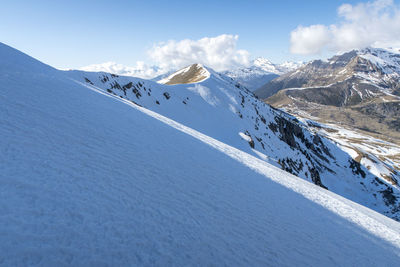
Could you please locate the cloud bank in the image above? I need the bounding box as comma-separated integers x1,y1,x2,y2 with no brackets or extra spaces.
148,34,251,72
80,61,162,79
80,34,251,78
290,0,400,55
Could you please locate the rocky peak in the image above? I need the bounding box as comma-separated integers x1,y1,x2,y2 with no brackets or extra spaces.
158,63,210,85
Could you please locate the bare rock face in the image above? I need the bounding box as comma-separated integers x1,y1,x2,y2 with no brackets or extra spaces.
268,116,334,189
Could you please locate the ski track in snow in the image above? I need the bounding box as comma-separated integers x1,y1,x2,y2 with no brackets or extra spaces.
78,80,400,251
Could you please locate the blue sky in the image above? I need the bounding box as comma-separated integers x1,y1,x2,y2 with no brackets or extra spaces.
0,0,398,72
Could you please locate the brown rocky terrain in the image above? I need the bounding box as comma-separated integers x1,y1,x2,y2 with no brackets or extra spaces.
160,64,210,85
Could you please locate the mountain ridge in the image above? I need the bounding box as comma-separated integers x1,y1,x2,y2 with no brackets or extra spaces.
65,50,400,221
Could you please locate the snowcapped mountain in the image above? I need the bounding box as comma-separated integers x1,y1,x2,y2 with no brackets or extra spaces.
2,42,400,265
253,57,304,75
222,57,303,91
256,47,400,102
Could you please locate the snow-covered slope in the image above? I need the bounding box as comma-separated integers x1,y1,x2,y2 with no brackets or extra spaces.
223,57,303,91
2,42,400,266
67,58,400,220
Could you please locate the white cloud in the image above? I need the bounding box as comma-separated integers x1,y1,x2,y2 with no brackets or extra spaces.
290,0,400,55
79,61,164,79
148,34,251,71
290,25,331,55
79,34,251,78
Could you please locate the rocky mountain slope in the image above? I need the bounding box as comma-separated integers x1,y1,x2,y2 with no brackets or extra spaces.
222,57,303,91
256,48,400,141
253,48,400,214
256,48,400,101
65,61,400,221
2,42,400,265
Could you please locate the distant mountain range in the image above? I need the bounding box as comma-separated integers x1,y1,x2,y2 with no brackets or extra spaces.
222,58,303,91
79,58,303,91
256,48,400,101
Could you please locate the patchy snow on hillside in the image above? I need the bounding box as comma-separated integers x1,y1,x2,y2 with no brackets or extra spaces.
309,121,400,188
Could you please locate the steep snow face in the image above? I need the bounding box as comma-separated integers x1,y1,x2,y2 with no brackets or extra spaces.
68,58,400,220
223,58,303,91
2,42,400,266
158,63,210,85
